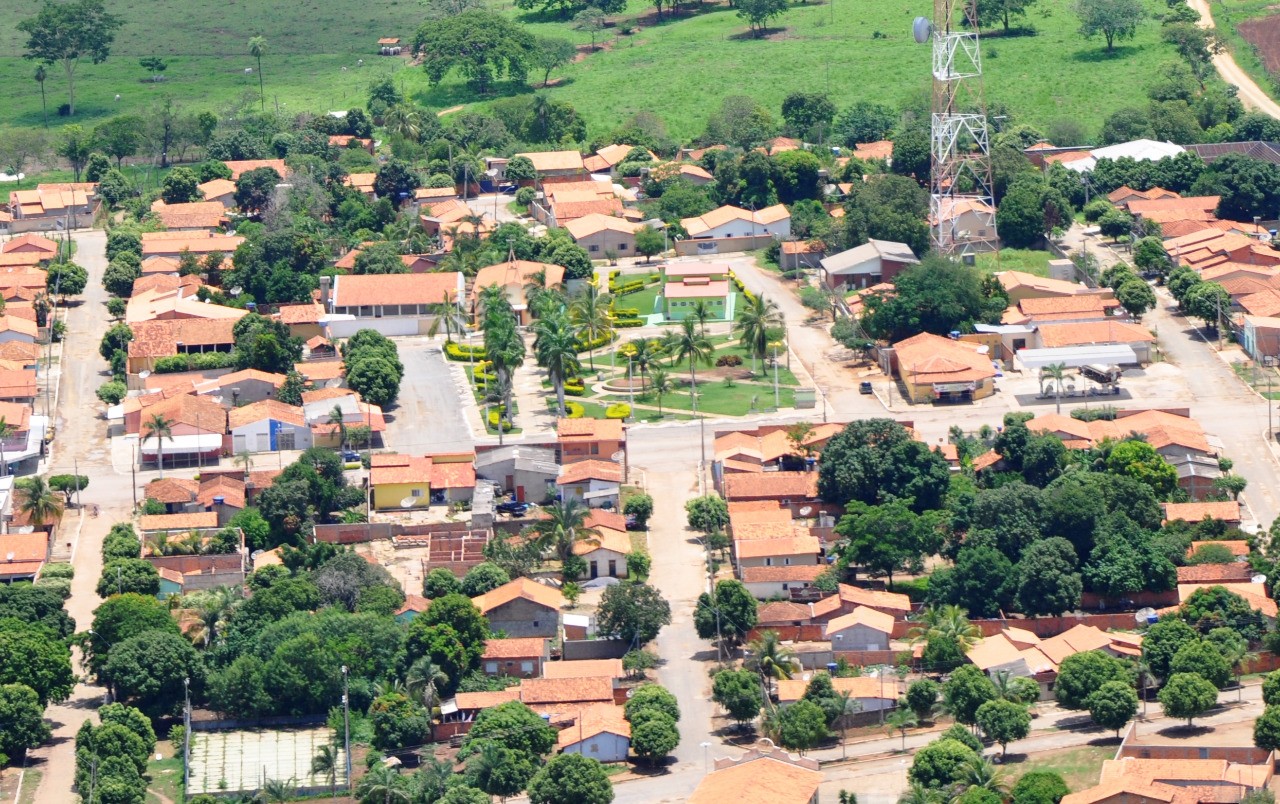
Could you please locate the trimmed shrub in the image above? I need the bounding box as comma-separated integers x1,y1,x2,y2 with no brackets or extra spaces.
614,318,645,328
606,403,631,419
716,354,743,367
445,340,487,361
487,409,514,432
566,401,585,418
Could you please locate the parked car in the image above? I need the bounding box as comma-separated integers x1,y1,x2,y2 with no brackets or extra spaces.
339,449,360,462
625,514,641,531
859,381,873,395
496,500,530,516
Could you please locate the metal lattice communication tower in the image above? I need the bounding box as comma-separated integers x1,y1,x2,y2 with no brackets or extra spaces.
925,0,998,254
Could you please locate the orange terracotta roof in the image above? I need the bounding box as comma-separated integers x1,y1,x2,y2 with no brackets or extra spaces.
557,417,624,441
557,459,623,485
813,584,912,616
198,178,236,200
853,140,894,161
734,534,820,559
542,659,624,680
229,399,306,430
519,675,613,704
584,509,627,532
144,477,199,504
295,360,344,382
825,606,895,635
1163,502,1242,524
139,512,219,531
472,260,566,309
556,703,630,749
223,159,288,180
757,601,814,624
370,453,433,485
0,316,38,340
514,150,585,173
689,754,823,804
198,476,246,509
893,332,997,385
396,594,431,616
0,533,47,577
1177,564,1252,583
150,201,227,230
572,527,632,557
1036,321,1156,348
740,564,827,583
455,689,521,710
141,393,227,433
276,303,324,325
1188,540,1249,557
1037,624,1123,665
331,272,463,308
1,233,58,254
722,471,818,501
481,637,546,660
472,577,564,614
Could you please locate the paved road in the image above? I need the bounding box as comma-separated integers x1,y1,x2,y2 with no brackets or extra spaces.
382,336,476,454
1189,0,1280,118
29,229,133,803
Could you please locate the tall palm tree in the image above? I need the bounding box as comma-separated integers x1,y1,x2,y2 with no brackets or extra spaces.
428,290,468,343
479,284,516,329
952,756,1009,798
735,293,783,369
569,286,614,372
328,405,348,449
672,318,713,415
248,36,267,112
745,630,800,687
383,104,423,142
899,782,942,804
885,706,918,752
624,338,659,387
34,66,48,129
485,316,526,428
411,757,454,803
311,744,339,801
690,299,714,334
405,656,448,712
356,763,411,804
255,777,297,803
650,368,672,417
907,605,980,649
17,476,63,529
235,449,254,475
529,497,600,563
188,585,242,648
143,413,174,479
534,314,581,418
1040,362,1069,414
144,531,170,558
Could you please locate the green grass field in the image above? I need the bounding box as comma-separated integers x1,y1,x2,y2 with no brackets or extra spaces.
0,0,1187,143
976,247,1053,276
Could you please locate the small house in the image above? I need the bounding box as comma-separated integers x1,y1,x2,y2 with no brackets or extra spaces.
472,578,564,639
229,400,312,453
573,510,632,579
557,418,625,465
556,459,622,509
556,703,631,763
820,239,919,290
823,606,894,652
481,637,549,678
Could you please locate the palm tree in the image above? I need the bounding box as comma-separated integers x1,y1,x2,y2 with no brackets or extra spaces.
690,299,714,334
428,290,468,343
734,293,783,370
907,605,980,649
899,782,942,804
530,498,600,564
1039,362,1069,414
410,758,453,803
248,36,267,112
311,744,339,801
34,66,48,129
405,656,448,712
235,449,254,475
569,285,613,370
144,531,169,558
328,405,348,449
650,368,672,417
479,283,515,328
383,104,423,142
672,318,714,416
885,707,918,752
143,413,174,479
255,777,297,803
187,585,242,648
625,337,659,386
356,763,411,804
16,476,63,529
534,314,581,418
745,630,800,692
952,756,1008,798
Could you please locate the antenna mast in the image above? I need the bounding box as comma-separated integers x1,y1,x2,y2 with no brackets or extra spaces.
922,0,998,255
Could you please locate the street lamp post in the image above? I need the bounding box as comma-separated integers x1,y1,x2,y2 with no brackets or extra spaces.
342,665,352,792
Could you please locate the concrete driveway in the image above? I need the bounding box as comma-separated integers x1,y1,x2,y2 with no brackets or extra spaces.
382,336,475,454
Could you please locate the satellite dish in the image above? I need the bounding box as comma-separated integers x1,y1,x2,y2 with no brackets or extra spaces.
5,552,13,561
1253,574,1268,585
610,450,625,463
400,496,418,508
798,506,813,517
138,370,151,379
1135,607,1156,624
913,16,934,44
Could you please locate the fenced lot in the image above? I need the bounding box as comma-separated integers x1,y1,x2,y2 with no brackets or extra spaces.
187,727,346,796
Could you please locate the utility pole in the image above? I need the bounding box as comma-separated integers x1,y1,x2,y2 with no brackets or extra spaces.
130,442,138,510
183,676,191,793
773,345,780,409
342,665,352,792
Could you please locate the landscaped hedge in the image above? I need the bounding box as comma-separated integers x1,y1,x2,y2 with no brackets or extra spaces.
566,401,585,418
577,332,616,353
445,340,487,361
605,402,631,419
612,307,640,317
729,272,757,303
614,318,645,328
565,381,586,396
614,281,646,296
487,409,514,432
153,351,237,373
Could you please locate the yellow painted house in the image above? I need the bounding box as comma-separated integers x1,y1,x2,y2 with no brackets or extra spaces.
370,452,476,510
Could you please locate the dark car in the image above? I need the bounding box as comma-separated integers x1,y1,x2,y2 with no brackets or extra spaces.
496,501,530,516
339,449,360,462
859,381,873,395
625,514,642,531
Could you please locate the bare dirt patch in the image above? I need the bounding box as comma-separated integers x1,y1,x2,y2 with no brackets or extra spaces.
1238,14,1280,75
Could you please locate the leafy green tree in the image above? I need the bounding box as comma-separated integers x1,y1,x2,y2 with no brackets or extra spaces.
573,8,606,51
1088,680,1138,737
1254,706,1280,751
694,579,758,648
861,256,1004,343
0,619,74,705
940,723,984,754
527,753,613,804
18,0,123,116
1074,0,1144,52
776,698,829,753
460,563,510,597
1206,153,1280,222
818,419,952,512
413,11,535,93
625,684,681,724
782,92,837,140
466,742,534,801
975,699,1030,756
1158,672,1218,726
909,738,979,788
1055,650,1133,709
460,700,557,760
834,101,896,148
369,692,431,751
597,582,670,646
712,669,764,727
1143,617,1199,681
1179,585,1266,642
686,494,729,533
0,683,51,759
1015,537,1082,616
927,546,1016,618
1171,640,1231,689
530,39,575,87
632,710,679,763
1011,771,1070,804
836,499,943,588
103,257,141,297
97,559,160,597
234,165,282,213
103,630,205,717
1116,277,1156,318
942,665,997,726
93,115,142,166
906,679,940,721
1185,281,1231,331
977,0,1039,32
98,703,157,754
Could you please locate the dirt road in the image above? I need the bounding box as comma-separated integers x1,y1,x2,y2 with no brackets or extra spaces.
1189,0,1280,117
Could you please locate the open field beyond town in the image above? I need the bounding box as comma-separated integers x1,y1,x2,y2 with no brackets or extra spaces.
0,0,1183,141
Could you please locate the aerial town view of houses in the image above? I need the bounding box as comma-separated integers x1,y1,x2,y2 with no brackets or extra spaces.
19,0,1280,803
